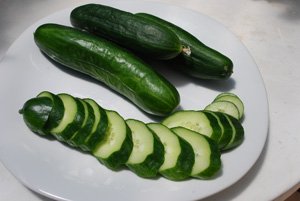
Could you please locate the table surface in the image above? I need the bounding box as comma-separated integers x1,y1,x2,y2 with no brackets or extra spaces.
0,0,299,200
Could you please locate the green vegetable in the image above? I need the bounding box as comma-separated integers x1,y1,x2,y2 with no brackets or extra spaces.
213,93,244,119
19,96,52,135
20,91,244,180
79,99,108,152
162,109,244,151
162,110,222,142
135,13,233,80
93,110,133,170
70,4,183,60
34,23,180,116
147,123,194,181
171,127,221,179
125,119,164,178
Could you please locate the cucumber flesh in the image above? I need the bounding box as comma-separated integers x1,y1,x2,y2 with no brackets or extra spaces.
147,123,194,180
37,91,64,132
171,127,221,179
201,110,228,149
126,119,164,178
205,101,240,120
214,94,244,119
82,98,108,152
93,110,133,170
206,111,233,150
222,114,244,151
162,110,220,141
52,95,85,142
67,99,95,149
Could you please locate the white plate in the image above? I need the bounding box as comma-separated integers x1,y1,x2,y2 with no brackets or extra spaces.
0,1,269,201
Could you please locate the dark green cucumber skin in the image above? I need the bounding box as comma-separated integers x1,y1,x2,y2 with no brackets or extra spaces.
94,118,133,170
37,91,64,133
206,111,233,150
223,113,244,151
136,13,233,80
70,4,182,60
196,135,222,179
201,110,222,143
52,95,85,142
82,101,108,152
67,99,95,148
34,23,180,116
126,129,165,178
160,136,194,181
19,97,53,135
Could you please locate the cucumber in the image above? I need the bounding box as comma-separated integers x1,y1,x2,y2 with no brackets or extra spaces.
222,113,244,151
34,23,180,116
19,96,53,135
80,98,108,152
162,110,221,142
125,119,164,178
147,123,194,181
171,127,221,179
204,111,232,150
213,93,244,119
50,94,85,142
67,99,95,148
135,13,233,80
205,100,240,120
70,4,182,60
92,110,133,170
37,91,64,132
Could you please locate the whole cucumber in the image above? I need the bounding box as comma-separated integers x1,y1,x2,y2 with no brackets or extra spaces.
34,24,180,116
136,13,233,80
70,4,183,60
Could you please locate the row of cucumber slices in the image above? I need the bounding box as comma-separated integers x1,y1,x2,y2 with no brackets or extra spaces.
19,91,244,181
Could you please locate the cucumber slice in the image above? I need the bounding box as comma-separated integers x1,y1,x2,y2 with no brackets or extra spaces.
19,96,53,135
51,94,85,142
67,99,95,149
214,94,244,119
93,110,133,170
147,123,194,181
205,111,233,150
215,92,237,99
204,101,240,120
37,91,64,132
82,98,108,152
162,110,221,141
171,127,221,179
222,113,244,151
125,119,164,178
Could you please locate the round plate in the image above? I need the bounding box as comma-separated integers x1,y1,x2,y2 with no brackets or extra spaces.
0,1,269,201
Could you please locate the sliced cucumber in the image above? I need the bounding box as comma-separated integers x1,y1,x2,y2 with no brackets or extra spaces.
205,111,233,150
19,96,53,135
82,98,108,152
222,113,244,151
50,94,85,142
125,119,164,178
93,110,133,170
162,110,221,141
147,123,194,181
37,91,64,132
215,92,237,99
67,99,95,149
171,127,221,179
214,94,244,119
204,101,240,120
